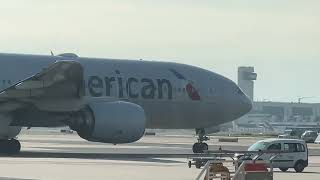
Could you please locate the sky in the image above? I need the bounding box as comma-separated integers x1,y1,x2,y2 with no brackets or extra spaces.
0,0,319,103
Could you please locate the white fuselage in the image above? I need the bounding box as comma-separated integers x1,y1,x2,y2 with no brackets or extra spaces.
0,53,252,129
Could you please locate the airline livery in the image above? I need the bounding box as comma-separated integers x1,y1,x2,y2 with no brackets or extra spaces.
0,53,252,154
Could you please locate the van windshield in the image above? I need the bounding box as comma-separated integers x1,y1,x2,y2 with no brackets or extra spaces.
248,142,270,151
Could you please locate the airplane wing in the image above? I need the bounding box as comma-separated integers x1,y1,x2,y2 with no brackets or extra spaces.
0,61,84,112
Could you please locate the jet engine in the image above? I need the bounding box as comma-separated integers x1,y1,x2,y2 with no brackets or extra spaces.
69,101,146,144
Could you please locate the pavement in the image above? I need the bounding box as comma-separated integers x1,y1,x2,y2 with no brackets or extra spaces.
0,130,319,180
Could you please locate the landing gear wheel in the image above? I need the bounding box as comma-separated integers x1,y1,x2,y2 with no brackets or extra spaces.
279,167,289,172
192,142,208,153
0,139,21,155
202,143,208,151
192,143,202,153
192,128,209,153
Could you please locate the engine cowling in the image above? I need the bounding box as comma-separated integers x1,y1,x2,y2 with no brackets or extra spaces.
72,101,146,144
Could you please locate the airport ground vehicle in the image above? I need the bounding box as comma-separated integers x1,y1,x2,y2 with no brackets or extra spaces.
301,130,318,143
188,150,287,179
235,139,308,172
278,129,301,139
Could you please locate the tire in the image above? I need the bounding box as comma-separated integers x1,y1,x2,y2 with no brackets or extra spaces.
192,143,200,153
192,143,208,153
294,161,305,173
279,168,289,172
201,143,208,152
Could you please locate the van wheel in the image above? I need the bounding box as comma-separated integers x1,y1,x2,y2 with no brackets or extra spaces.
294,161,305,173
279,168,288,172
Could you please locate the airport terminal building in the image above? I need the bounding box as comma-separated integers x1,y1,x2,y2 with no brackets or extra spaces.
235,101,320,132
234,67,320,133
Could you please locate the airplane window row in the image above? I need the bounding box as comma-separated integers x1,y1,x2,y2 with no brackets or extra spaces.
1,80,22,86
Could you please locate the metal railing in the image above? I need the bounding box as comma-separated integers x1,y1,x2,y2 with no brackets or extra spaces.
192,150,285,180
195,160,232,180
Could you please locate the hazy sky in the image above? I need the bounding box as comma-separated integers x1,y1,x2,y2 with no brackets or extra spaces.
1,1,319,102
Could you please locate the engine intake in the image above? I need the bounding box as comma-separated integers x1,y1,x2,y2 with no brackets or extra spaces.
71,101,146,144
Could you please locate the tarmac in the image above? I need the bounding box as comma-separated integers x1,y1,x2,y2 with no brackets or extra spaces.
0,129,319,180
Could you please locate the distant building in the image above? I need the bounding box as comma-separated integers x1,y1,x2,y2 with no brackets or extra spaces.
232,67,320,133
238,66,257,101
236,101,320,130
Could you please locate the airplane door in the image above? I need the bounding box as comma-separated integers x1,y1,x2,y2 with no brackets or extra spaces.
266,143,283,167
282,143,305,168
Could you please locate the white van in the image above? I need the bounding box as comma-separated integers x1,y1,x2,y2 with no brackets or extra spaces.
236,138,308,172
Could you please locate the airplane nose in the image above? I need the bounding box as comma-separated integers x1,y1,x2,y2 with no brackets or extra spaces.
220,91,252,123
230,90,252,119
242,95,253,114
231,95,252,119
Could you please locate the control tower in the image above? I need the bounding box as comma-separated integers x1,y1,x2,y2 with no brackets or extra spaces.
238,67,257,101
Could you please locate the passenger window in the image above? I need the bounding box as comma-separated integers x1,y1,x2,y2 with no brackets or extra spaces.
297,143,305,152
284,143,304,152
284,143,296,152
267,143,281,150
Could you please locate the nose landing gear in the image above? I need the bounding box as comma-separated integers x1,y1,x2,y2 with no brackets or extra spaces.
192,128,209,153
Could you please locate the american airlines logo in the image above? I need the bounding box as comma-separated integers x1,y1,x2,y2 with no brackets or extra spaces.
169,69,201,101
87,69,200,101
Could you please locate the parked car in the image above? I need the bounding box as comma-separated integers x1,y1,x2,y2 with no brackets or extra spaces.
278,129,300,139
235,138,308,173
301,130,318,143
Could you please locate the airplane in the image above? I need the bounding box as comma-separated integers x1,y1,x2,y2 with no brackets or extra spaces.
0,53,252,154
